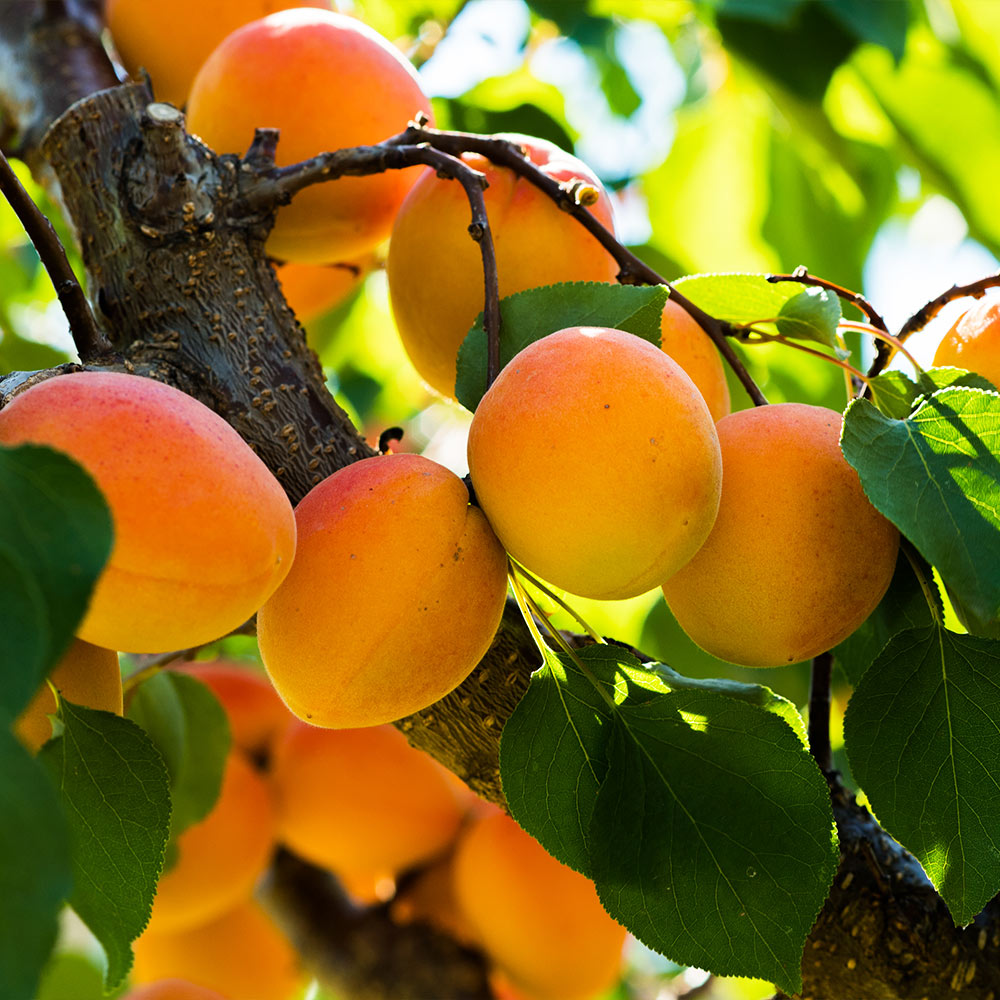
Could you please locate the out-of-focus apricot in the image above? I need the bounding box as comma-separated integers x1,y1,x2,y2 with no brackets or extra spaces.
150,751,275,933
104,0,332,108
270,721,466,881
467,326,722,600
257,453,508,728
387,134,619,398
124,980,228,1000
453,809,626,1000
933,296,1000,389
0,372,295,653
14,639,122,752
660,299,731,421
662,403,900,666
275,259,371,326
187,9,433,263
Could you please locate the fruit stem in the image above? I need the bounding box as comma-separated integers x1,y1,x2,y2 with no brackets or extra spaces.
510,562,605,645
739,329,873,386
838,320,925,378
807,651,833,774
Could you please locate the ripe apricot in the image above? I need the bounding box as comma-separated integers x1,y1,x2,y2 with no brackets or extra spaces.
125,980,228,1000
187,9,433,263
105,0,332,109
0,372,295,653
467,326,722,600
933,296,1000,389
387,134,620,398
14,639,122,752
275,259,370,326
133,900,301,1000
270,721,467,882
170,661,291,759
662,403,900,666
257,453,508,728
661,299,731,421
453,809,626,1000
150,750,276,932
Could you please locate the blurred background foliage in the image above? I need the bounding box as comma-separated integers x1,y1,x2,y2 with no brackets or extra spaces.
6,2,1000,996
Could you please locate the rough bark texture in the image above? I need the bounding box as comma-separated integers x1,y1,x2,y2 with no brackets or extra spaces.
3,4,1000,999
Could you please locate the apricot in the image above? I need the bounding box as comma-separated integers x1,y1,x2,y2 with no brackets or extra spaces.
467,326,722,600
104,0,332,109
933,296,1000,389
0,372,295,653
387,134,620,398
170,661,291,759
14,639,122,752
132,900,301,1000
275,258,371,326
452,809,626,1000
661,299,731,421
150,750,276,933
187,9,433,263
662,403,900,666
270,721,467,882
257,453,508,728
125,980,228,1000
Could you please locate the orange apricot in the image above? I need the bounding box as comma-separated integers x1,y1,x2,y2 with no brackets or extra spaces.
933,296,1000,389
467,326,722,600
453,809,626,1000
105,0,332,109
187,9,433,263
662,403,900,666
150,750,276,933
133,900,301,1000
270,721,466,881
170,661,291,759
124,980,228,1000
661,299,731,421
14,639,122,752
257,453,508,728
0,372,295,653
387,134,620,398
275,258,371,326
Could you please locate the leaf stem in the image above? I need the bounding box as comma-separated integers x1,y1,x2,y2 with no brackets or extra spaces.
739,329,872,385
838,320,924,377
901,540,944,628
510,562,605,644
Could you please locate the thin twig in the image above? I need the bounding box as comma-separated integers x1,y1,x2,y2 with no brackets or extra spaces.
808,651,833,773
0,147,109,359
768,267,889,333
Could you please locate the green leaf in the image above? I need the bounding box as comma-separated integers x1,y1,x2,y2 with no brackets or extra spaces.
127,671,230,838
38,701,171,989
455,282,668,411
34,951,122,1000
841,387,1000,625
0,444,113,717
834,550,939,687
826,0,910,61
673,273,842,348
590,691,837,995
0,724,72,1000
867,367,997,420
844,625,1000,924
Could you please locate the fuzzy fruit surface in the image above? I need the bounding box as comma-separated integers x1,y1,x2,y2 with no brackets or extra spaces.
133,900,301,1000
453,808,626,1000
124,980,228,1000
187,8,433,263
467,326,723,600
662,402,900,666
933,296,1000,390
660,299,731,421
387,134,619,398
14,639,122,752
257,453,508,728
105,0,332,108
270,721,467,881
0,372,295,653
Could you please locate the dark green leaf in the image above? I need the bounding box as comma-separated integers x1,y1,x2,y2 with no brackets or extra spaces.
841,387,1000,624
826,0,910,61
455,282,668,411
0,445,113,717
38,702,171,989
868,367,997,420
844,626,1000,924
0,724,72,1000
127,671,230,838
0,330,70,376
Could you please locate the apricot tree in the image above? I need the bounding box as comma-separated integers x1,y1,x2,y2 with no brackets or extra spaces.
2,3,1000,1000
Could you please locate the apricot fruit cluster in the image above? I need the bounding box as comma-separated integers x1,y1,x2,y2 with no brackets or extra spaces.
933,295,1000,389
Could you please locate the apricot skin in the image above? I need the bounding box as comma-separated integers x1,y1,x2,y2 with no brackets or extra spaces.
270,721,466,881
387,135,620,398
104,0,332,109
453,809,626,1000
14,639,122,752
187,9,433,264
257,453,508,729
933,296,1000,389
662,403,900,666
0,372,295,653
661,299,731,421
467,326,723,601
124,980,228,1000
